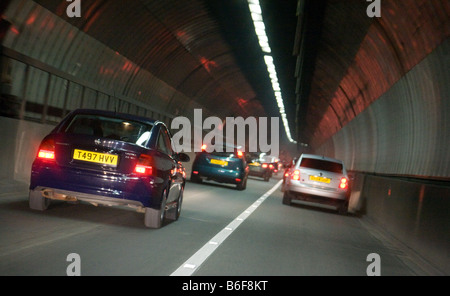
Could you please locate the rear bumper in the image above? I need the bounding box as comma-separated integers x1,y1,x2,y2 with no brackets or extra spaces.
286,180,348,201
32,186,145,212
29,161,161,208
248,167,270,177
192,164,244,184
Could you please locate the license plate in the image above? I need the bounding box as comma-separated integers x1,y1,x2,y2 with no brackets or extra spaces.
73,149,118,166
210,158,228,166
309,175,331,183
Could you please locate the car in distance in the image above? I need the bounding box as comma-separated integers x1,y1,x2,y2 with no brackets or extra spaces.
282,154,350,214
29,109,190,228
265,155,280,175
246,153,273,182
191,144,248,190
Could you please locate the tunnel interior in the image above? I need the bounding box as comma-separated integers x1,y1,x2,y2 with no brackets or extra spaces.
0,0,449,275
1,0,448,179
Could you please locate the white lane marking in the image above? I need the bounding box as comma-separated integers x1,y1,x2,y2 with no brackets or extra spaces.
170,180,283,276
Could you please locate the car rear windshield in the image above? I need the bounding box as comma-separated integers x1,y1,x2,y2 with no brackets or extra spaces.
208,151,238,158
299,158,343,174
205,145,240,158
64,114,153,147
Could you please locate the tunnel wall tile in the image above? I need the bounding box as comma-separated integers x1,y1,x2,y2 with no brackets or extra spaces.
317,38,450,178
2,0,206,122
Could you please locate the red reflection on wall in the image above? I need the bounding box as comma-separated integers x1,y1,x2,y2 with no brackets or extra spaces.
99,65,114,75
26,14,37,25
10,25,19,35
83,10,101,32
200,57,217,73
122,60,133,72
176,31,186,38
237,97,247,109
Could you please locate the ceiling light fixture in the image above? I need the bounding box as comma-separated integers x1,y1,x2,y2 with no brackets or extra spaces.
247,0,297,144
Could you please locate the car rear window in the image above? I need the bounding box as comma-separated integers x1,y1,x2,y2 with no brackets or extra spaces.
64,114,153,146
208,151,238,158
299,158,343,174
205,145,240,158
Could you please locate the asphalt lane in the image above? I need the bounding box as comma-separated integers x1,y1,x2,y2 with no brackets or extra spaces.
0,175,420,276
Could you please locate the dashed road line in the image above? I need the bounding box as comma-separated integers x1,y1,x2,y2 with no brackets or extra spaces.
170,180,282,276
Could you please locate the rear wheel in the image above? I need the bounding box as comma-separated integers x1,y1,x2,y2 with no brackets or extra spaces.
263,172,270,182
190,173,202,183
338,201,349,215
144,189,167,228
236,177,247,191
282,191,291,205
29,189,50,211
166,188,183,221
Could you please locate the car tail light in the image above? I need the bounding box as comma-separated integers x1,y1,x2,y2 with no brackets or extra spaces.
262,163,268,168
37,138,55,160
134,154,153,175
235,178,241,182
269,164,274,169
201,144,207,152
236,150,243,158
339,177,348,189
291,169,300,180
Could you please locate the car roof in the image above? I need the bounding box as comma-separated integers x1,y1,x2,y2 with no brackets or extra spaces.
299,153,344,164
262,155,278,162
70,109,158,126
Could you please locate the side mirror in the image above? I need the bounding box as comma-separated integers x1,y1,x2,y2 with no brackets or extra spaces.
176,152,190,162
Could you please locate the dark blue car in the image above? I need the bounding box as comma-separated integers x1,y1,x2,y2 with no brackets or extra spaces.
29,109,190,228
190,144,249,190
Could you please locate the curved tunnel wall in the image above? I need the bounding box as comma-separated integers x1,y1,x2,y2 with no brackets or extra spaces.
315,38,450,178
2,0,267,128
308,0,450,179
2,0,213,123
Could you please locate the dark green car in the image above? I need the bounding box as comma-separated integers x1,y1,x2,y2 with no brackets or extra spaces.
190,144,248,190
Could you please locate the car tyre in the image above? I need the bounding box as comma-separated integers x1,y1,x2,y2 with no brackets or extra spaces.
29,189,50,211
144,189,167,228
166,188,183,221
282,191,291,205
236,177,247,191
338,201,349,215
264,172,270,182
190,173,202,183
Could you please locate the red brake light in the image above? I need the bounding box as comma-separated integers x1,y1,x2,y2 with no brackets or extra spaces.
201,144,207,151
262,163,268,168
38,149,55,159
135,154,153,175
339,177,348,189
135,165,152,174
269,164,274,169
291,170,300,180
237,150,243,158
37,138,55,160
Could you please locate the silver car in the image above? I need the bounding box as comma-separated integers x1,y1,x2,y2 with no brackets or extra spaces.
282,154,350,214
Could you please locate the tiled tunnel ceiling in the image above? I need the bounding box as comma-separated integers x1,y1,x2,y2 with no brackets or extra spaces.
33,0,267,119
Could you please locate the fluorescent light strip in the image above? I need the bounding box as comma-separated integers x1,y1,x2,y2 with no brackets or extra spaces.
247,0,297,143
